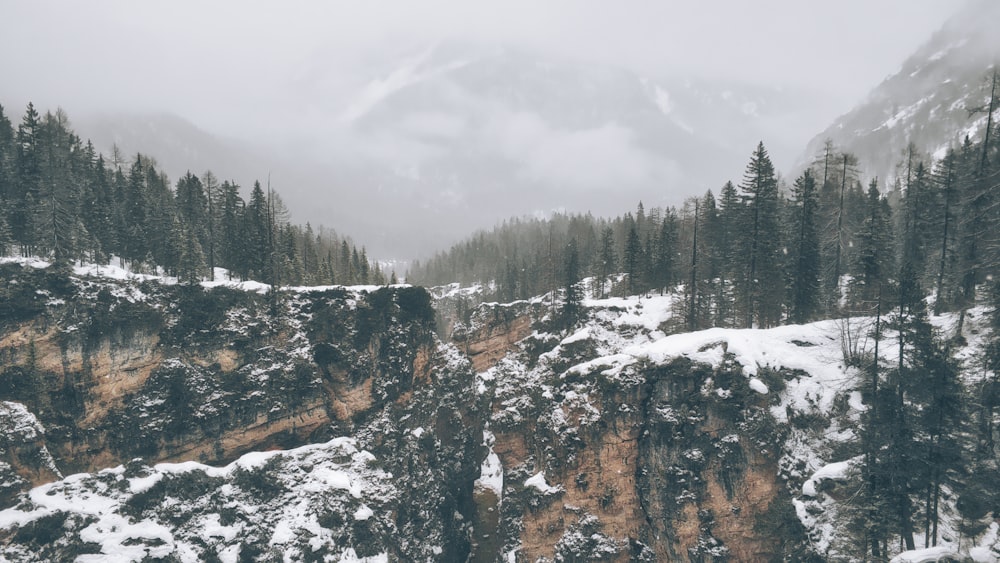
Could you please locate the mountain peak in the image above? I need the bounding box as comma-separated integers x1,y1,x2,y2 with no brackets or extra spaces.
800,0,1000,181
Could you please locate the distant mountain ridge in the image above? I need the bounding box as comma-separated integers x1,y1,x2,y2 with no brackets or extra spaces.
801,0,1000,182
53,42,819,259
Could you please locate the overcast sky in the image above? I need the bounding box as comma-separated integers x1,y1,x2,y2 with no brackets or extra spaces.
2,0,963,134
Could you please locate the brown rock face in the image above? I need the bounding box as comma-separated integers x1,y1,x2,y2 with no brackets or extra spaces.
457,302,536,373
0,267,440,499
460,303,805,562
0,265,807,560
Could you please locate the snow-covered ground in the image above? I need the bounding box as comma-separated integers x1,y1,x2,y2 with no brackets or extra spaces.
1,256,402,295
3,260,998,560
0,438,394,562
473,282,999,561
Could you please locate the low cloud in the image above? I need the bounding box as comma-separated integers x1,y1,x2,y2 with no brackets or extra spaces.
487,110,679,189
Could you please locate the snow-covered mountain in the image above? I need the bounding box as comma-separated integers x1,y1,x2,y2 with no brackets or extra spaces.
0,262,997,561
58,42,816,259
800,0,1000,182
309,43,813,229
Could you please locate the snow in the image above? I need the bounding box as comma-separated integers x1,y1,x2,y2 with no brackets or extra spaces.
748,377,768,394
889,546,964,563
802,457,858,497
0,256,50,269
653,86,673,115
353,504,374,521
0,436,392,561
875,95,932,131
0,401,46,442
200,513,240,543
339,45,469,123
128,472,164,494
337,549,388,563
429,282,485,301
3,255,400,298
560,326,591,345
475,430,504,498
524,471,562,494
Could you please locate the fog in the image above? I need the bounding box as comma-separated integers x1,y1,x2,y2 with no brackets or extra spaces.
0,1,966,258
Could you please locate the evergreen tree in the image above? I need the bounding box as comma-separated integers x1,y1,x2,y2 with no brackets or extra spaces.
788,169,821,323
738,142,783,327
340,241,353,284
175,217,206,284
201,171,220,280
900,158,935,285
716,181,741,326
246,181,272,282
144,164,178,272
302,223,320,284
957,133,994,312
81,152,116,262
850,179,895,312
623,221,642,296
931,148,960,314
595,226,616,298
12,103,42,255
217,180,244,279
121,155,149,268
175,172,208,251
34,109,82,263
655,207,679,295
820,152,860,313
561,238,581,328
686,199,700,330
359,247,371,284
0,104,15,253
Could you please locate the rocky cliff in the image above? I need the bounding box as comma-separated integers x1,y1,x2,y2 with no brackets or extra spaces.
0,264,997,561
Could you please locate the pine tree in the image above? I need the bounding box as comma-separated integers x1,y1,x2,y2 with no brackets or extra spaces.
144,164,178,272
246,181,271,282
687,199,700,330
820,152,860,313
80,151,116,262
175,217,206,284
340,241,353,284
12,103,42,255
656,207,679,296
201,171,220,280
931,148,960,314
716,181,741,326
788,169,821,323
302,223,320,284
738,142,783,327
561,238,581,328
359,247,370,284
595,226,616,298
121,155,149,268
0,104,15,252
175,172,208,252
623,221,642,296
217,180,243,279
900,158,935,284
34,109,83,263
850,179,894,313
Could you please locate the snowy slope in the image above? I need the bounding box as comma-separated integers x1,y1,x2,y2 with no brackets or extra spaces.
0,438,395,562
1,264,998,560
800,0,1000,182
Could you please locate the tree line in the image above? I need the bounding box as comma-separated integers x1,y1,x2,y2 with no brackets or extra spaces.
409,132,1000,332
0,103,389,286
